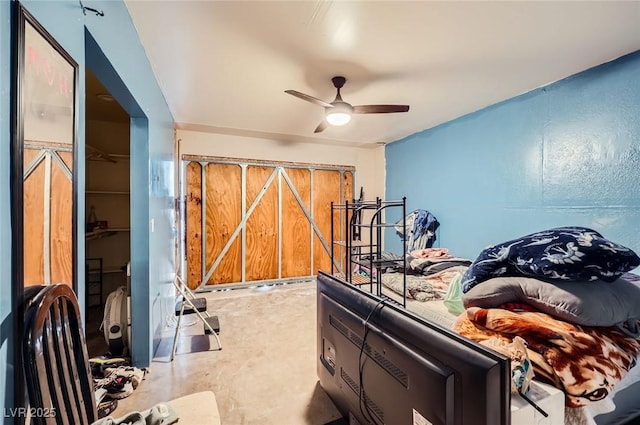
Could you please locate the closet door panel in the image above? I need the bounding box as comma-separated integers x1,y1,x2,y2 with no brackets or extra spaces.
281,168,311,278
185,162,203,289
205,163,242,285
245,166,278,281
313,170,341,274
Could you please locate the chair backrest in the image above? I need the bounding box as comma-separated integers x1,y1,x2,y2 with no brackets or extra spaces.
23,284,98,425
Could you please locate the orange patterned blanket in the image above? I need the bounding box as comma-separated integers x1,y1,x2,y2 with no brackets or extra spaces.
454,307,640,408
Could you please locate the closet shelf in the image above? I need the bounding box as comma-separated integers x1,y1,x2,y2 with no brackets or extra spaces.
87,266,126,274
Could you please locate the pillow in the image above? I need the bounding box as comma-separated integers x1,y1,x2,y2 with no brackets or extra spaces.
462,275,640,328
461,226,640,292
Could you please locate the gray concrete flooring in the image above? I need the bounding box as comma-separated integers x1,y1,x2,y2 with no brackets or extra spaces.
112,281,341,424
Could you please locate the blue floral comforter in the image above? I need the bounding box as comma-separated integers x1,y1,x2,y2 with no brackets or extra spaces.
462,226,640,293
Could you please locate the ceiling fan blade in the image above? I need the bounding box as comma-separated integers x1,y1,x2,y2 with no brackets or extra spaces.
314,120,328,133
285,90,334,108
353,105,410,114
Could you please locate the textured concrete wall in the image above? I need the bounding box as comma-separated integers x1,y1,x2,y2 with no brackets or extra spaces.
386,51,640,265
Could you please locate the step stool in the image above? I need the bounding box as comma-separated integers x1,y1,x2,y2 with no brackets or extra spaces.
204,316,220,335
171,275,222,361
175,297,207,315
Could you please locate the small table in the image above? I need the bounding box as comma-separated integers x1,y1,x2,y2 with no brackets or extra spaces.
511,380,565,425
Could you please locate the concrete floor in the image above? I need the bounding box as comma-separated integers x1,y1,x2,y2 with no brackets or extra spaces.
110,280,342,424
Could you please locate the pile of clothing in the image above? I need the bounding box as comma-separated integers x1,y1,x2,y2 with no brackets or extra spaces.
395,209,439,251
381,247,472,302
90,355,148,418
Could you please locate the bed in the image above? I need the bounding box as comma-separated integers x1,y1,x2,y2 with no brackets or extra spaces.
374,247,471,328
368,227,640,425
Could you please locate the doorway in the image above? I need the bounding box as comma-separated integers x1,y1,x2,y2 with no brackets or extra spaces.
84,68,131,357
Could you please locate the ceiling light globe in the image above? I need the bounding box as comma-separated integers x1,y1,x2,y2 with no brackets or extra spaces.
326,102,353,126
326,111,351,126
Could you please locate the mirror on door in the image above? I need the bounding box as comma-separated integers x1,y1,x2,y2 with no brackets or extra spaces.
11,3,79,410
13,5,78,291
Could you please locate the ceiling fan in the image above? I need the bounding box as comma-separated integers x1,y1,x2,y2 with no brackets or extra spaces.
285,76,410,133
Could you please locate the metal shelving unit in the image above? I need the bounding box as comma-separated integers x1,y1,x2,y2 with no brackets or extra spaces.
86,257,104,307
330,197,407,306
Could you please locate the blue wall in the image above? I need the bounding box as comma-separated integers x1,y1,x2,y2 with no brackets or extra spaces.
1,0,175,416
386,51,640,264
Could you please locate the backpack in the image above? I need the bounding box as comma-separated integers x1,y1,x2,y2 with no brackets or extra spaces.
101,286,130,356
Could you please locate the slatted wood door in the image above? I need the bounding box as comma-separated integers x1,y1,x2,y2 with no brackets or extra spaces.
183,156,353,290
23,142,74,286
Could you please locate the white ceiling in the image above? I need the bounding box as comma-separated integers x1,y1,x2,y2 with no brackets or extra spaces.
124,1,640,147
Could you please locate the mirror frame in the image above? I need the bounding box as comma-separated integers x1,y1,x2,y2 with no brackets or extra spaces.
11,1,79,409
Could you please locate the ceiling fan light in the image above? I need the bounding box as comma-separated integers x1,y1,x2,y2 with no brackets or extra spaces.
326,101,353,126
326,111,351,126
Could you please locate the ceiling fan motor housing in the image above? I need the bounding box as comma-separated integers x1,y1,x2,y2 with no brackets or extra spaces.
332,76,347,89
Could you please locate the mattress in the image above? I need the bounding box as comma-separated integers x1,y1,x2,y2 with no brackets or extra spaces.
380,285,457,329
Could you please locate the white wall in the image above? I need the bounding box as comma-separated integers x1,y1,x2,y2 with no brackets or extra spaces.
177,130,385,200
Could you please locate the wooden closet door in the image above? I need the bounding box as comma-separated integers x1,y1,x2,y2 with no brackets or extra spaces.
205,163,242,284
312,170,341,275
281,168,311,278
183,157,353,289
185,161,203,289
185,162,243,288
245,165,278,281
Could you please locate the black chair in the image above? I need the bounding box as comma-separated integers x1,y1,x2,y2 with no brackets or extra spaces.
23,284,97,424
22,284,221,425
